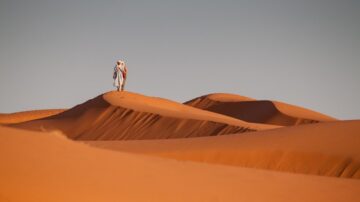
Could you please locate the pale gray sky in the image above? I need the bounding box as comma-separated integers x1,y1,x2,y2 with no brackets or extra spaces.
0,0,359,119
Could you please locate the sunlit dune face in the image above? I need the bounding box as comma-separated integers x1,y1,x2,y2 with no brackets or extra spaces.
1,91,359,202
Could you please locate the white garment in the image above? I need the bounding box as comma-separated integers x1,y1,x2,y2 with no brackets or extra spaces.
113,64,125,88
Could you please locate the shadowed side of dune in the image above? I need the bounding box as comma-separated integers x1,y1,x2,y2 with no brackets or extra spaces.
203,100,318,126
12,92,256,140
87,120,360,179
185,94,335,126
73,107,253,140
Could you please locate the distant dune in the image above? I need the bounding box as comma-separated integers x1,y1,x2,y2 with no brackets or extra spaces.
11,91,277,140
185,93,336,126
1,90,359,202
0,109,65,124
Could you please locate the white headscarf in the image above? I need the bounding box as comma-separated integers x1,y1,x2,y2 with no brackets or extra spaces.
117,60,125,67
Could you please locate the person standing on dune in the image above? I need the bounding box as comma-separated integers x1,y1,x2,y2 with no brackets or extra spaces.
113,60,128,91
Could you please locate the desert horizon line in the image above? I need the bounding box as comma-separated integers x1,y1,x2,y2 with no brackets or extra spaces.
0,90,336,120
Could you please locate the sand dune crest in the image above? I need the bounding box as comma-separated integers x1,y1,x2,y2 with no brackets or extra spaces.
11,91,277,140
185,93,336,126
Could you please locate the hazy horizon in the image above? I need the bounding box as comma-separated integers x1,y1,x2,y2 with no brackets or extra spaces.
0,0,359,119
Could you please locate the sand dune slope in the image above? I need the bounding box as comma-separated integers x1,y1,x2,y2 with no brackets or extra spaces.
0,109,65,124
88,120,360,179
11,91,277,140
1,126,360,202
185,93,336,126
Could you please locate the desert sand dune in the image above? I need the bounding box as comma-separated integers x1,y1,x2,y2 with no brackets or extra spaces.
185,93,336,126
1,125,360,202
11,91,278,140
0,109,65,124
87,120,360,179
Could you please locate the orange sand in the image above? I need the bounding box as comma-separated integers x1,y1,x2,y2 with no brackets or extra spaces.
87,120,360,178
1,91,359,202
1,126,360,202
0,109,65,124
185,93,336,126
11,91,278,140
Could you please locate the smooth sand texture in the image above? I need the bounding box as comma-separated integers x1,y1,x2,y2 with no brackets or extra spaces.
1,126,360,202
11,91,278,140
0,109,65,124
185,93,336,126
87,120,360,178
1,91,359,202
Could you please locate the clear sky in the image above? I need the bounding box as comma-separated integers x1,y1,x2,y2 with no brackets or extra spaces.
0,0,359,119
